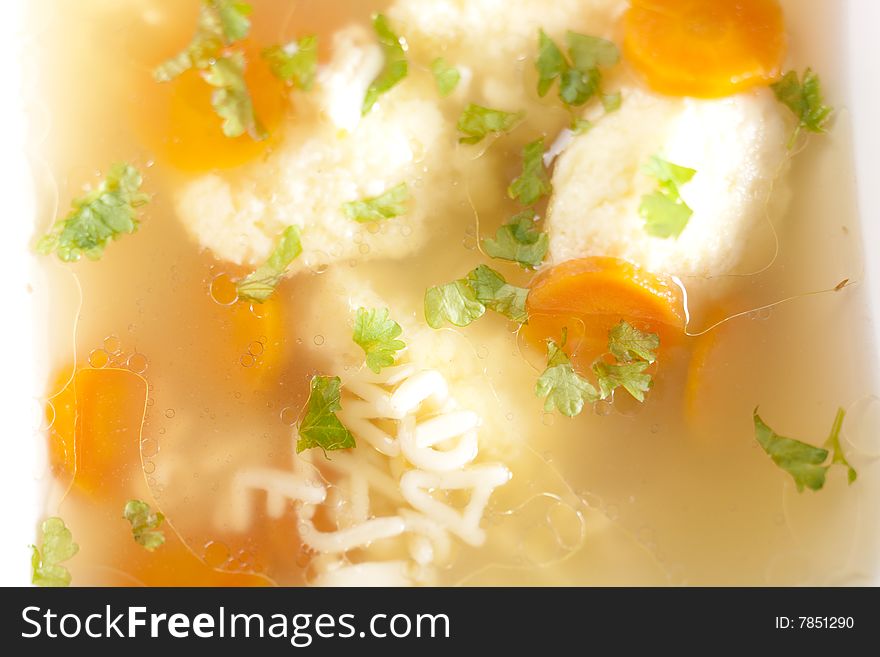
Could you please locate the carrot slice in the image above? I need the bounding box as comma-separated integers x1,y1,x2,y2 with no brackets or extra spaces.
623,0,786,98
524,257,685,370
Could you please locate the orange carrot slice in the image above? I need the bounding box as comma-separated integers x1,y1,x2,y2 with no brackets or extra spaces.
623,0,787,98
524,257,686,370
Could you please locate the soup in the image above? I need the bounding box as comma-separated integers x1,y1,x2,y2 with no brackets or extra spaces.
27,0,879,586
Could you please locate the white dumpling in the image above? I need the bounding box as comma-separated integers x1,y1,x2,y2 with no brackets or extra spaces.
545,86,791,279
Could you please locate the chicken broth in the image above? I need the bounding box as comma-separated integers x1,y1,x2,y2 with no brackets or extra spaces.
29,0,880,586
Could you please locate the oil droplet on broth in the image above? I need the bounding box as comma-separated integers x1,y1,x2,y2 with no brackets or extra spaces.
240,354,256,368
313,335,325,346
203,541,231,569
248,341,264,356
280,407,298,426
103,335,122,354
141,438,159,457
210,274,238,306
127,352,148,374
88,349,110,368
164,408,175,419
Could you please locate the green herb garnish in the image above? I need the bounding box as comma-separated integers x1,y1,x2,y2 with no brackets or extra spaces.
205,52,267,139
30,517,78,587
755,408,857,492
771,68,833,148
608,319,659,364
236,225,303,302
342,183,410,223
639,155,696,239
123,500,166,552
536,30,619,109
431,57,461,97
425,265,528,328
508,138,552,206
363,14,408,115
353,307,406,374
483,209,549,270
536,331,599,417
36,164,149,262
263,35,318,90
297,376,356,454
457,103,525,145
154,0,264,140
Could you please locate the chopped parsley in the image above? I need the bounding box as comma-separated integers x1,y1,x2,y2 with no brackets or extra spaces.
771,68,833,147
297,375,356,454
601,91,622,113
30,517,78,587
36,164,149,262
537,321,659,415
536,331,599,417
593,360,652,402
154,0,264,140
482,209,549,269
431,57,461,97
608,319,659,364
425,265,528,328
123,499,166,552
467,265,529,324
639,155,696,239
236,225,303,303
353,307,406,374
508,138,552,206
593,321,659,402
754,407,857,492
457,103,525,145
535,29,619,109
205,52,267,139
342,182,410,223
263,35,318,90
363,14,408,115
424,279,486,329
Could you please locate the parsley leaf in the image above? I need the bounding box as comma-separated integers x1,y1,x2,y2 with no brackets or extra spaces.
342,182,410,223
754,408,857,492
483,209,549,269
536,335,599,417
297,376,356,454
535,30,619,109
123,499,166,552
154,1,265,141
431,57,461,97
205,52,267,139
601,91,622,113
639,155,696,239
536,30,566,97
154,0,252,81
457,103,525,144
236,225,303,302
771,68,833,147
608,320,659,364
467,265,528,324
424,279,486,329
754,412,827,492
593,360,652,402
363,14,408,115
425,266,529,328
263,35,318,90
353,307,406,374
36,164,149,262
824,407,857,484
508,138,552,206
30,517,78,587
